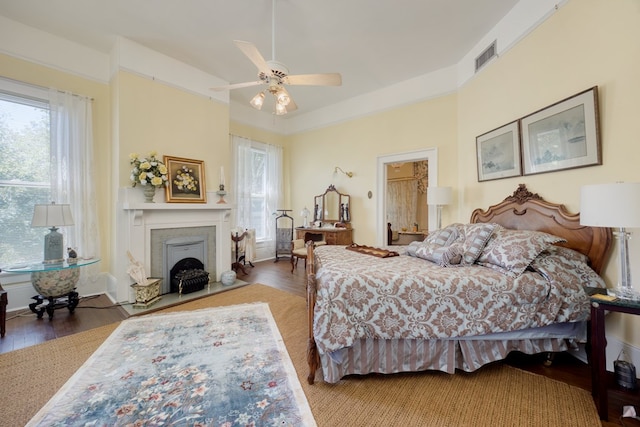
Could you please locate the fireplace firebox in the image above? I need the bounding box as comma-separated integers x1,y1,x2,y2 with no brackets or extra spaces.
170,257,209,294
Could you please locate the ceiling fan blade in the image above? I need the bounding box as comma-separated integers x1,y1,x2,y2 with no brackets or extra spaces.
283,73,342,86
233,40,272,77
210,81,263,91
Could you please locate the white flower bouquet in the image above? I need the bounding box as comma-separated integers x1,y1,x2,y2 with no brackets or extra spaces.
129,151,169,188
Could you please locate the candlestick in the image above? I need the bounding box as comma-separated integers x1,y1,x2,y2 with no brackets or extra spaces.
220,166,225,187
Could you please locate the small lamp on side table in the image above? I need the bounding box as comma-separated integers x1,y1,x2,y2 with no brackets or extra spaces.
580,182,640,300
31,202,75,264
300,207,310,228
427,186,452,230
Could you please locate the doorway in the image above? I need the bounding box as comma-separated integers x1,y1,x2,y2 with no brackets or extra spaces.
376,148,439,246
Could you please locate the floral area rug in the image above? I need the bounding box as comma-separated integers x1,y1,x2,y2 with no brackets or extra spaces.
27,303,316,426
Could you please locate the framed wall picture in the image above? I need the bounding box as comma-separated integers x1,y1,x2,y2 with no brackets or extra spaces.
476,120,521,182
163,156,207,203
521,86,601,176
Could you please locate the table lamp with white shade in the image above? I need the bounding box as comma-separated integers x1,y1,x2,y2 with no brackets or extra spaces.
427,186,453,230
580,182,640,299
31,202,75,264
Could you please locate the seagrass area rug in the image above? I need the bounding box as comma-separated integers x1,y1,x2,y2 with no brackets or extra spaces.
26,302,316,426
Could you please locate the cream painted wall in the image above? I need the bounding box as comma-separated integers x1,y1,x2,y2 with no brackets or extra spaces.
0,53,112,271
288,94,458,245
456,0,640,345
115,71,229,191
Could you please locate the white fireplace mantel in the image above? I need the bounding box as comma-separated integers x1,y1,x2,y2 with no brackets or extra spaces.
111,188,233,303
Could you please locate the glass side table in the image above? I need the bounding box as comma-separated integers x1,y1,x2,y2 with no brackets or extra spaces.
4,258,100,320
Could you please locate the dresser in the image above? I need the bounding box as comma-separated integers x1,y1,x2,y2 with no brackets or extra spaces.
296,227,353,245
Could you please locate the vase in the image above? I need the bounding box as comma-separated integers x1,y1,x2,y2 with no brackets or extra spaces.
220,270,236,286
143,186,157,203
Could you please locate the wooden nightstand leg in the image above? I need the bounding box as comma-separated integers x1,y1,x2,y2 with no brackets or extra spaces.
590,302,608,420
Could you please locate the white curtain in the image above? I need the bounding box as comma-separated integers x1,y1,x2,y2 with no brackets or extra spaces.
49,89,100,281
232,135,283,247
387,180,418,231
233,135,253,228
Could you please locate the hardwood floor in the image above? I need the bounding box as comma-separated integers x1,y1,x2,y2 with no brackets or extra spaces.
1,258,637,425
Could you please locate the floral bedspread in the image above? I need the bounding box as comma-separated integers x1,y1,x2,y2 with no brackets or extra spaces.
312,245,595,354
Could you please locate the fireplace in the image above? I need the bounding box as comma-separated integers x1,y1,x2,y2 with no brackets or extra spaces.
116,188,232,304
170,257,209,294
153,231,213,294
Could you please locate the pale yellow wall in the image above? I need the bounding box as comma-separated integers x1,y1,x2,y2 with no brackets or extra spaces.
288,94,458,244
457,0,640,345
0,53,112,271
115,71,229,192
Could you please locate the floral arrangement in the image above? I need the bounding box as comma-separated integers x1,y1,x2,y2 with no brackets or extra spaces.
129,152,168,188
173,165,199,192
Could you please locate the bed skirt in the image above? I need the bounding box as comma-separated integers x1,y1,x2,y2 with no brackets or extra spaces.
319,330,582,384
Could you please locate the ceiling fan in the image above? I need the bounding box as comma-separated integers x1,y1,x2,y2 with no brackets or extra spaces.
210,0,342,115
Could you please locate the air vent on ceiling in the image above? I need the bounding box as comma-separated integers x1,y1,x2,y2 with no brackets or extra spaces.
475,40,497,73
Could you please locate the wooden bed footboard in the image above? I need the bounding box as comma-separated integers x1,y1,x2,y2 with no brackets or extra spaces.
306,240,320,384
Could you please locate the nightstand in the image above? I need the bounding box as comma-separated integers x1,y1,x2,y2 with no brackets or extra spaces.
590,290,640,420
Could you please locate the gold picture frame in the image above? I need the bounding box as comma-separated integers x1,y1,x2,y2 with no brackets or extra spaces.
163,156,206,203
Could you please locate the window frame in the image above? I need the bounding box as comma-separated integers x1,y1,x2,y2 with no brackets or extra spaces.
0,78,52,273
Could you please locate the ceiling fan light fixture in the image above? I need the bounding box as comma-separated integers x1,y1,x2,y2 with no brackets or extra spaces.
250,91,265,110
276,90,290,106
275,103,287,115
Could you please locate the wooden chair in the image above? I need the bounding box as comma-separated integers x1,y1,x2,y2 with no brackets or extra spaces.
291,233,327,273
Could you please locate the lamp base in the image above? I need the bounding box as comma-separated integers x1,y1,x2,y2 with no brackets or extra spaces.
43,226,64,264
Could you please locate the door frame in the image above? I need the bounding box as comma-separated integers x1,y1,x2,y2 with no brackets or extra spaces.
376,148,439,246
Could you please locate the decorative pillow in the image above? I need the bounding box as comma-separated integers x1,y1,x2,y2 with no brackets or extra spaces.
424,223,463,247
441,242,464,266
476,226,566,277
413,243,452,264
459,223,497,265
529,247,606,289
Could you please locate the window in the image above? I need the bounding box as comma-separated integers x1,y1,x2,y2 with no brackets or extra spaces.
232,135,283,244
0,82,51,266
248,147,268,239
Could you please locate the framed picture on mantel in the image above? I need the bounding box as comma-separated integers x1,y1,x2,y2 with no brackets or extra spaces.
164,156,207,203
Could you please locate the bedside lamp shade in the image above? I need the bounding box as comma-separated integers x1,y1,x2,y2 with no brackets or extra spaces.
581,182,640,298
427,187,453,229
31,202,75,264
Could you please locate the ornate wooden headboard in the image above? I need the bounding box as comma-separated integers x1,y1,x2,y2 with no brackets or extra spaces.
470,184,613,275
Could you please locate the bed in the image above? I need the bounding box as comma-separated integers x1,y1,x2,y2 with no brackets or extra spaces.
305,185,612,384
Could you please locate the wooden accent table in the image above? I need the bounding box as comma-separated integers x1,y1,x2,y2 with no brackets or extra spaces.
590,291,640,420
296,227,353,246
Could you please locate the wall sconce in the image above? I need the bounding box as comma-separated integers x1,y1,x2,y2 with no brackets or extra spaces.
334,166,353,178
427,186,453,230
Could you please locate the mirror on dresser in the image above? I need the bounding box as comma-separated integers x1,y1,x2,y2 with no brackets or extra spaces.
313,185,351,224
301,185,353,245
